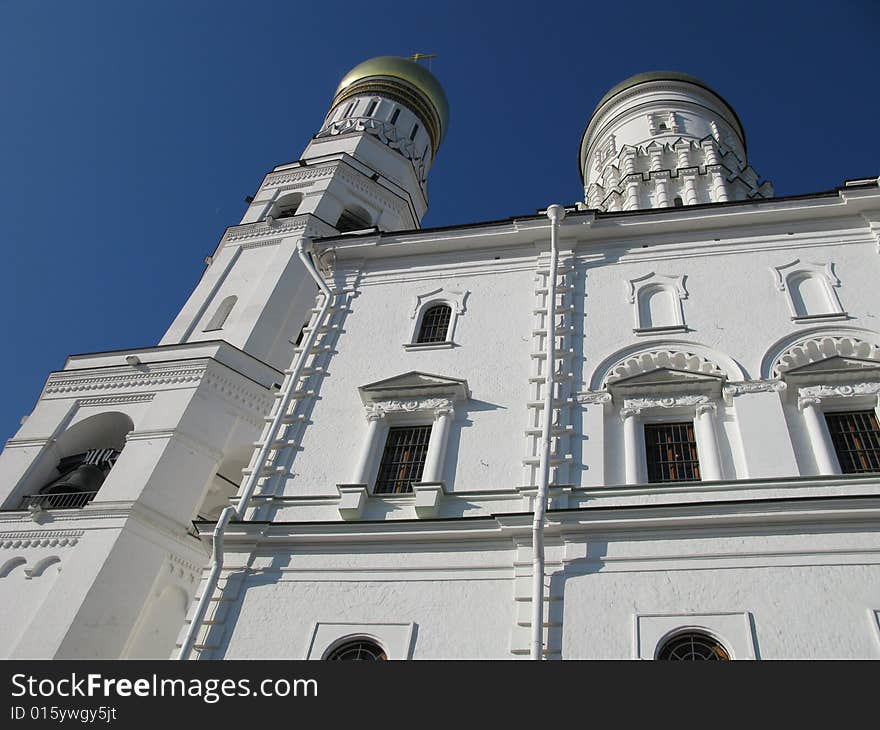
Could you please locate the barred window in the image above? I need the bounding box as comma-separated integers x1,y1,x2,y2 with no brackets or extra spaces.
325,639,387,661
416,304,451,343
657,632,729,661
825,410,880,474
644,421,701,482
374,425,432,494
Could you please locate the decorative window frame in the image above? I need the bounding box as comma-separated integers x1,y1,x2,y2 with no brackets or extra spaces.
619,392,723,484
771,259,846,322
634,612,756,660
626,272,688,334
304,621,415,660
338,373,469,519
405,287,469,350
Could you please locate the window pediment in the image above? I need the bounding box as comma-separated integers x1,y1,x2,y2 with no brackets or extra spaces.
608,368,724,400
359,371,470,405
783,355,880,383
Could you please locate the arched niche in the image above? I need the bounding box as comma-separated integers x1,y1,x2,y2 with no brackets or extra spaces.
203,295,237,332
124,584,190,659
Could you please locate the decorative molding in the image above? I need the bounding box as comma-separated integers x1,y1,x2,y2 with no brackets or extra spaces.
723,380,786,402
695,403,717,417
771,259,840,291
315,116,428,185
799,382,880,399
0,530,83,549
625,272,688,304
44,364,208,396
623,394,710,410
604,349,725,386
238,238,283,251
365,397,454,420
410,287,469,319
263,166,335,189
771,336,880,377
222,218,308,245
77,394,156,407
575,391,612,405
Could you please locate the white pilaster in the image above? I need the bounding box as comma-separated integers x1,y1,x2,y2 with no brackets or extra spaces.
423,407,454,483
621,407,641,485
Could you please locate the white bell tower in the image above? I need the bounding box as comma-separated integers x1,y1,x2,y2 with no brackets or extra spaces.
580,71,773,211
0,56,448,659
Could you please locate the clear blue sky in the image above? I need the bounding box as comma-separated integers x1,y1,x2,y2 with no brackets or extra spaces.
1,0,878,441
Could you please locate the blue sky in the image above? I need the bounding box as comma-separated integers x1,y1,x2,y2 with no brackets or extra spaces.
1,0,878,441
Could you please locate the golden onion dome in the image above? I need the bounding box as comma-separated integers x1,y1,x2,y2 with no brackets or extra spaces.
332,56,449,154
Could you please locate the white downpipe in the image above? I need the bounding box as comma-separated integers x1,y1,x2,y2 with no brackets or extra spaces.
177,237,335,660
531,204,565,660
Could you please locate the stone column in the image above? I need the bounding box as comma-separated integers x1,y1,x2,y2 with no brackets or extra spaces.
422,406,454,483
621,407,641,485
352,413,384,484
798,397,839,475
694,404,722,480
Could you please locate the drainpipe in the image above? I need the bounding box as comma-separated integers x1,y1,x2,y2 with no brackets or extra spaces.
531,204,565,660
177,237,335,660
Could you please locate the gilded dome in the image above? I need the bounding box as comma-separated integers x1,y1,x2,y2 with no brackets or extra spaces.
333,56,449,153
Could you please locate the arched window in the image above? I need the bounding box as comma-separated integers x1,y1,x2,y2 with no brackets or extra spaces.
673,196,684,207
416,304,452,343
336,205,372,233
325,639,387,661
204,295,237,332
273,192,303,220
657,631,730,660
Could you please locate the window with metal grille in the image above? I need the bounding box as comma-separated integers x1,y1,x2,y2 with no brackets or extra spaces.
374,425,432,494
325,639,387,661
657,632,729,660
825,410,880,474
644,421,701,482
416,304,451,343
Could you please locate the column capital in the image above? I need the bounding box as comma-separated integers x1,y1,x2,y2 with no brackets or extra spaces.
695,403,717,417
798,396,823,411
620,407,641,421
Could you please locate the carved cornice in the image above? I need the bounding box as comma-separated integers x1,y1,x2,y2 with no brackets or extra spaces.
365,397,454,420
222,218,308,245
44,364,209,397
0,530,83,548
263,166,335,189
78,394,156,407
202,371,274,425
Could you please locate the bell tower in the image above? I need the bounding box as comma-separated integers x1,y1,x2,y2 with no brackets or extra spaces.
0,57,448,658
579,71,773,212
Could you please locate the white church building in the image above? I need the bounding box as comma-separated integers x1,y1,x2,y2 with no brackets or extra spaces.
1,58,879,660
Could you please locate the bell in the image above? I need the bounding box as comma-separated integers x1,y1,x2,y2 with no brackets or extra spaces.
43,463,107,495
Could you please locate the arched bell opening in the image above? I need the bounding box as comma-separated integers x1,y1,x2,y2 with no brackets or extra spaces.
29,412,134,510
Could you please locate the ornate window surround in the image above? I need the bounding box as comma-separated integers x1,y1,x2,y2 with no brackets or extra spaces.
625,273,689,335
337,373,469,519
617,390,724,485
771,259,846,323
404,287,469,351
